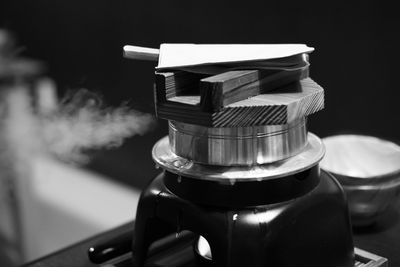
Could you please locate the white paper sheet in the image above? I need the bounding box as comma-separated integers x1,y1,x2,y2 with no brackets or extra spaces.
156,43,314,70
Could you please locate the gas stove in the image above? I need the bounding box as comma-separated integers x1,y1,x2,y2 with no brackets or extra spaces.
85,44,388,267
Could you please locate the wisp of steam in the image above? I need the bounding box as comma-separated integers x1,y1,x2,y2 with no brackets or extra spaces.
1,28,156,164
39,88,155,163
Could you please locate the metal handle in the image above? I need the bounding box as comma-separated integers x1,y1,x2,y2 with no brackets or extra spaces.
87,228,133,264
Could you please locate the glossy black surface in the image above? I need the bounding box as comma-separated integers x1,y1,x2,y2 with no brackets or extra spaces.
163,166,320,207
131,168,354,267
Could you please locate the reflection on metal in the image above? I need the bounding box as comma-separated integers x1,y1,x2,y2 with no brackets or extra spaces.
321,134,400,178
169,118,307,166
321,134,400,227
153,132,325,182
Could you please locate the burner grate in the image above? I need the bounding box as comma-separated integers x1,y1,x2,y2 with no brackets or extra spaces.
354,248,388,267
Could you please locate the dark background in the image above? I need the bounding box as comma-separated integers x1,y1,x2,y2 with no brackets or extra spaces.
1,0,399,189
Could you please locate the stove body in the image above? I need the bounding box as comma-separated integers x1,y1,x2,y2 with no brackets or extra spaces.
133,169,354,267
131,119,355,267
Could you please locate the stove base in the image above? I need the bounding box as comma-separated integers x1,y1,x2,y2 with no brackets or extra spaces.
131,169,354,267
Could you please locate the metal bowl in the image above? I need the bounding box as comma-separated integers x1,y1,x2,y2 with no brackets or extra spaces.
320,134,400,227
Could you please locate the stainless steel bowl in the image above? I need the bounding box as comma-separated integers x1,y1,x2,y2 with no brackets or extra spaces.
320,134,400,227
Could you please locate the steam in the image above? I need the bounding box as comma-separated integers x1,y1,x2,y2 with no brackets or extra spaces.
39,88,155,163
0,29,155,165
1,83,155,165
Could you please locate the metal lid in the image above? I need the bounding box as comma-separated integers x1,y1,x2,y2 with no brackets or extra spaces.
152,132,325,183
